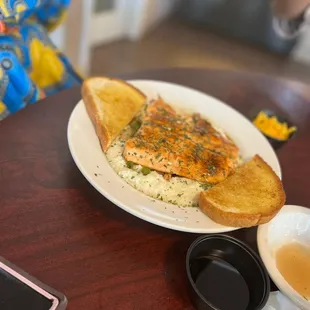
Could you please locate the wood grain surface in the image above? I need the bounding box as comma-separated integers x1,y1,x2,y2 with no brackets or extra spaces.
0,69,309,310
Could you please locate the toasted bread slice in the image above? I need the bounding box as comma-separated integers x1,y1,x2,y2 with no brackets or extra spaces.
199,155,285,227
82,77,146,152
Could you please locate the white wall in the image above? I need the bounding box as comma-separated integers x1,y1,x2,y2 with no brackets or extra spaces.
64,0,179,74
142,0,178,34
292,27,310,64
128,0,179,40
78,0,93,74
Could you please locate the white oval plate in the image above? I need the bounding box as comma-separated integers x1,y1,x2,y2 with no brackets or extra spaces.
67,80,281,233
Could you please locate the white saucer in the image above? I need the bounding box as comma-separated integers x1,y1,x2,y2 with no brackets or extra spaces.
258,205,310,310
263,291,300,310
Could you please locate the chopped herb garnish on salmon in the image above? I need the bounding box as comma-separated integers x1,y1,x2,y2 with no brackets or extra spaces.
200,183,211,190
155,153,161,159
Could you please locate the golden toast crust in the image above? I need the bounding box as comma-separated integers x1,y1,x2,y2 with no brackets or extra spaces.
82,77,146,152
199,155,286,227
82,82,110,152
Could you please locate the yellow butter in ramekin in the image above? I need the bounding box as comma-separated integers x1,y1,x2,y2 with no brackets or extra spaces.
253,111,297,141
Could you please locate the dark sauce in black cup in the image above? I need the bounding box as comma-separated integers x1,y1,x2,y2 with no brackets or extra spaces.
186,235,270,310
191,257,250,310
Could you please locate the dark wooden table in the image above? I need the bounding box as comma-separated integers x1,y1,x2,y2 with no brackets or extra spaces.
0,68,310,310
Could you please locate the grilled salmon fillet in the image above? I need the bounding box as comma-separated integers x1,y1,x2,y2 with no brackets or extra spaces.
123,98,240,184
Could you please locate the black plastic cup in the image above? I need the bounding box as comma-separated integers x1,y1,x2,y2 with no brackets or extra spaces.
253,109,297,150
186,235,270,310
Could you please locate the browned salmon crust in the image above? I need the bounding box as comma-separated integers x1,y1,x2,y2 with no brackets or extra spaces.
123,98,240,184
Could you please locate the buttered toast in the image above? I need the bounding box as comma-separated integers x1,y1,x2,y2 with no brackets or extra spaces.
199,155,285,227
82,77,146,152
